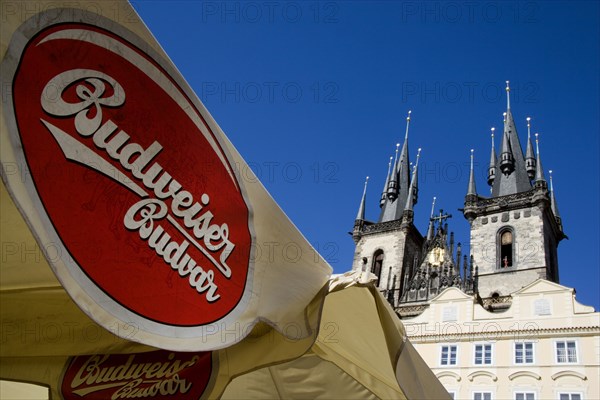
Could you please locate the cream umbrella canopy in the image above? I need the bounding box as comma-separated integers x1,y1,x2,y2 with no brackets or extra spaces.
0,235,448,399
1,2,449,398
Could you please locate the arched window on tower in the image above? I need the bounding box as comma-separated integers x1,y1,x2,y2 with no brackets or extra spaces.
372,250,384,287
498,228,514,268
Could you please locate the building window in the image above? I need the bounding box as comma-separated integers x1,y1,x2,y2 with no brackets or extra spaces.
474,392,492,400
440,345,457,366
474,344,493,365
515,342,534,364
498,228,514,268
372,250,384,287
515,392,536,400
555,340,578,363
559,394,582,400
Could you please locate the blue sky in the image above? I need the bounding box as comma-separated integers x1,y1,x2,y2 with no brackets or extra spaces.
132,1,599,310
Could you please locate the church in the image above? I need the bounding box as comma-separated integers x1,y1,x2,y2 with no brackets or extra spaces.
349,82,599,400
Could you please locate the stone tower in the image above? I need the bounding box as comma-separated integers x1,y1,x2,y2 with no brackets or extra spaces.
350,112,477,316
463,81,566,299
350,111,424,305
350,86,565,315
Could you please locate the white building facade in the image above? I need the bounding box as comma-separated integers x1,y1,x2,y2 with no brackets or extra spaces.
403,281,599,400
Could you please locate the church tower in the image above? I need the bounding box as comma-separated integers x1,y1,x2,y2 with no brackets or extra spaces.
351,112,476,316
463,81,566,299
351,111,424,305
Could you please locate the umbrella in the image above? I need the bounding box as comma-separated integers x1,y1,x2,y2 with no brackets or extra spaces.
1,2,449,398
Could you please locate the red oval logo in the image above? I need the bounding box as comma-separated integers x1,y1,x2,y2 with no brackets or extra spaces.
5,20,254,345
61,350,212,399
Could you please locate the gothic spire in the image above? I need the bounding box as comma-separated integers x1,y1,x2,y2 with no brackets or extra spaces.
499,116,515,175
380,111,416,223
525,117,536,180
411,161,419,206
426,196,436,241
506,79,511,109
396,111,412,209
549,170,563,231
404,148,421,212
398,110,412,173
380,156,393,208
467,149,477,197
549,170,561,218
404,110,411,140
534,133,547,188
491,80,532,197
387,143,400,200
487,127,497,186
355,176,369,221
498,82,515,175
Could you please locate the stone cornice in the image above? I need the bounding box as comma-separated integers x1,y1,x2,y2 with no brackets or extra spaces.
465,189,550,217
361,219,405,235
407,325,600,342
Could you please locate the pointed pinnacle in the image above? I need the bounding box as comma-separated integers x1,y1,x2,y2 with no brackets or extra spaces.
506,80,511,110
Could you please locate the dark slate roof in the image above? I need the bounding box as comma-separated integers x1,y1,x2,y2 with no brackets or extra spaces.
534,135,546,183
550,174,561,219
380,113,413,222
467,150,477,196
491,108,533,196
355,177,369,221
